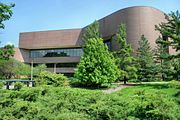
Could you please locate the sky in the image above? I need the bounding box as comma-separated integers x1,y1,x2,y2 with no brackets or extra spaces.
0,0,180,47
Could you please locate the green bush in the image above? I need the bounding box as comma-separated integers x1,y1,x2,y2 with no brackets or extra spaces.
168,80,180,89
0,85,179,119
20,88,41,102
14,82,23,90
36,71,69,87
0,82,4,89
128,90,180,120
55,112,90,120
69,77,84,87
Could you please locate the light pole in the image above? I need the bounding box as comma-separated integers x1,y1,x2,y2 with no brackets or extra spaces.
31,60,33,80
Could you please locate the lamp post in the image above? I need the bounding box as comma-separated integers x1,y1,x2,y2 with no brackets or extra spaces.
31,60,33,80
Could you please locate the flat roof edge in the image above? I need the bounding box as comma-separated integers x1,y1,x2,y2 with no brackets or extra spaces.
20,28,82,34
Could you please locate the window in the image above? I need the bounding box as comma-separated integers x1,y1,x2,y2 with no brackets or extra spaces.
46,63,78,68
30,48,83,58
104,40,112,51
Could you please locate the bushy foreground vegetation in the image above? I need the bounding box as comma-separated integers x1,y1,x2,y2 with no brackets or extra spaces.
35,71,69,87
0,83,179,120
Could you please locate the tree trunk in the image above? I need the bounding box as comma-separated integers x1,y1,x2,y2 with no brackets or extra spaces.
124,76,127,84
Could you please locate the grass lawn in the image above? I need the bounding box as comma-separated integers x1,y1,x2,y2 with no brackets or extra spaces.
118,83,179,98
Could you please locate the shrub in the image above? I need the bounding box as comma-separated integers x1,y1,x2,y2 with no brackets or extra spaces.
55,112,89,120
20,88,41,102
129,90,180,120
0,84,179,119
14,82,23,90
168,80,180,89
36,71,69,87
0,82,4,89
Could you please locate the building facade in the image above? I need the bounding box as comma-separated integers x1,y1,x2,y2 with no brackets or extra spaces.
14,6,173,75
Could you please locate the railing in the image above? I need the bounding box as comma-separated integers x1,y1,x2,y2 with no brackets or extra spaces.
0,80,35,90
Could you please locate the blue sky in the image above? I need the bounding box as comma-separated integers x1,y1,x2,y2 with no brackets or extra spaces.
0,0,180,47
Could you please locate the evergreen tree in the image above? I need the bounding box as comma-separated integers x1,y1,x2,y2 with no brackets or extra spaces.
137,35,157,81
155,37,176,81
82,20,101,43
155,11,180,55
75,21,119,87
113,24,137,84
155,11,180,80
75,38,119,87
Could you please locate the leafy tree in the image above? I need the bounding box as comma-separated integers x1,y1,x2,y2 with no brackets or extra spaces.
0,44,15,60
137,35,157,81
75,37,119,87
0,2,15,60
82,20,101,43
0,2,15,29
14,61,31,78
75,21,119,87
33,64,47,76
0,59,15,79
0,59,31,79
113,24,137,84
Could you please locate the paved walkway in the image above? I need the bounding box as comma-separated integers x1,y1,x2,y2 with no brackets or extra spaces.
103,85,130,94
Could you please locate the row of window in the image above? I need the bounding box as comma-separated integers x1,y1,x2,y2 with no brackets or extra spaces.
46,63,78,68
30,48,83,58
30,40,112,58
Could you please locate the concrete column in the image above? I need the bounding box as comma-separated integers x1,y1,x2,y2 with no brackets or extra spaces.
54,63,57,73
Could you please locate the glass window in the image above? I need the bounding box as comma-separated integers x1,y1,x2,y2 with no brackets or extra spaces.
30,48,83,58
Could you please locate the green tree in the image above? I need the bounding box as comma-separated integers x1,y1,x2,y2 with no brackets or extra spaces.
14,61,31,78
82,20,101,43
75,21,119,87
0,44,15,60
113,24,137,84
33,64,47,76
0,59,15,79
155,10,180,54
137,35,157,81
154,37,175,81
75,38,119,87
155,11,180,80
0,2,15,29
0,59,31,79
0,2,15,60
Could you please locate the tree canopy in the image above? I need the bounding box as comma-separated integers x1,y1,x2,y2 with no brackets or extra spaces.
113,24,137,84
137,35,157,81
155,11,180,80
0,2,15,29
75,21,119,87
155,10,180,57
